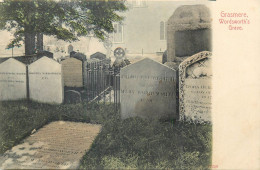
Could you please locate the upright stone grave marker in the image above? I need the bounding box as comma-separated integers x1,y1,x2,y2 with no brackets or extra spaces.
29,57,63,104
166,5,211,68
68,44,73,54
90,52,106,60
61,58,83,87
120,58,177,120
179,51,212,123
0,58,27,101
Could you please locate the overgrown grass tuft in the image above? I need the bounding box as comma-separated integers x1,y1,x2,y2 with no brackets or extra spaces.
0,100,58,153
0,100,212,169
80,116,212,169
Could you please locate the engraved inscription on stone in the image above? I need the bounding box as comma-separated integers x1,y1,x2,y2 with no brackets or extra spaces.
61,58,83,87
0,58,27,101
0,121,102,169
179,51,212,122
120,58,177,120
29,57,64,104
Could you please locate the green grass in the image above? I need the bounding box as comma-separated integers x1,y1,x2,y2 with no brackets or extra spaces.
0,100,111,154
80,117,212,169
0,100,212,169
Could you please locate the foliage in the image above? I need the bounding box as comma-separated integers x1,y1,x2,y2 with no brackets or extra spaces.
0,0,127,49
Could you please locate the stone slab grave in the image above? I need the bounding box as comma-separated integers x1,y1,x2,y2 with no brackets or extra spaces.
0,121,102,169
0,58,27,101
120,58,177,120
179,51,212,123
61,57,83,87
29,57,64,104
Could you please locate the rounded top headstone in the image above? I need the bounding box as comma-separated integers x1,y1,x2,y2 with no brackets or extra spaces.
90,52,106,60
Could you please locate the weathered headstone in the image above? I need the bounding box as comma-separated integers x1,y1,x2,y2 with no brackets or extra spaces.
162,50,167,64
120,58,177,120
71,52,87,61
179,51,212,123
37,51,53,59
166,5,211,63
29,57,63,104
68,44,73,54
90,52,106,60
0,58,27,101
64,90,82,104
61,58,83,87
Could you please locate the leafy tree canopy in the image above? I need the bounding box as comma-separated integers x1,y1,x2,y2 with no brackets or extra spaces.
0,0,127,49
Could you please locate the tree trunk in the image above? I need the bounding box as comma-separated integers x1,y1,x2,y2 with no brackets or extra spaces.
36,33,43,52
25,32,36,56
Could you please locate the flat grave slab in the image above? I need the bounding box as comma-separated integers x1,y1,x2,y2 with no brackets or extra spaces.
0,121,102,169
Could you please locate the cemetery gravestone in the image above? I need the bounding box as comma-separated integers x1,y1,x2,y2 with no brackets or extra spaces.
71,52,87,61
68,44,73,54
29,57,63,104
166,5,211,63
120,58,177,120
179,51,212,123
90,52,106,60
0,58,27,101
162,50,167,64
61,58,83,87
37,51,54,59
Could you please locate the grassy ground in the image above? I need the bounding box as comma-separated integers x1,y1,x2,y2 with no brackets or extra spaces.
0,100,212,169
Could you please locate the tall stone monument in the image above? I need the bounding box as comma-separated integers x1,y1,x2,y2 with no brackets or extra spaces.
179,51,212,123
120,58,177,120
166,5,211,69
0,58,27,101
29,57,63,104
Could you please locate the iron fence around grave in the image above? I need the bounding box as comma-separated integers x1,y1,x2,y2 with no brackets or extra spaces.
84,60,120,111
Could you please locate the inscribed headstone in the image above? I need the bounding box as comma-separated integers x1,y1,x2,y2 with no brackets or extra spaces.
179,51,212,123
120,58,177,120
0,58,27,101
29,57,63,104
61,58,83,87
